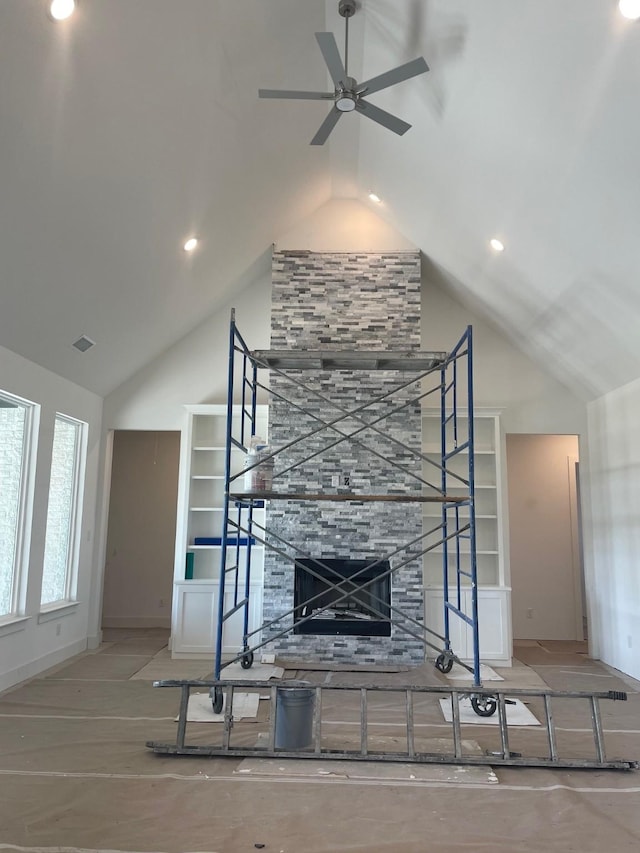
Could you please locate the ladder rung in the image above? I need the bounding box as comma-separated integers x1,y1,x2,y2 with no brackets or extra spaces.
451,691,462,759
497,694,510,758
267,684,277,751
360,688,368,757
222,685,234,751
313,686,322,754
590,695,605,763
543,694,558,761
406,690,415,759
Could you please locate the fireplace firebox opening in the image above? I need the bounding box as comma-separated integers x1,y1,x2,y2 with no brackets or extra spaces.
293,558,392,637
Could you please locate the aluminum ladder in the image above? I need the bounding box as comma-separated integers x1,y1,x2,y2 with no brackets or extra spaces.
146,678,637,771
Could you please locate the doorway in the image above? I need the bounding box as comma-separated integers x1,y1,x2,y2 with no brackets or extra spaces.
506,434,585,641
102,431,180,629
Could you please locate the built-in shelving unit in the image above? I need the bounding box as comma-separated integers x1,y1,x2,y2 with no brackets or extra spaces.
170,404,267,657
422,408,512,663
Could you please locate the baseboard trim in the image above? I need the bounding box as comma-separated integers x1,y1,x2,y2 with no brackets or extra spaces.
0,637,87,694
87,631,103,650
101,617,171,629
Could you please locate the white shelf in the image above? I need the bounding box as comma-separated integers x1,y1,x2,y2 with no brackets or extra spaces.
424,513,497,520
423,447,496,456
422,408,508,594
444,484,497,490
436,550,499,556
191,475,225,480
188,544,265,551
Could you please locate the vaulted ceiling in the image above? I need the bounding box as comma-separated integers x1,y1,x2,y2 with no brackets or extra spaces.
2,1,640,399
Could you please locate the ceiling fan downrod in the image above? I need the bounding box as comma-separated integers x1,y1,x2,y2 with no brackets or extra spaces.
339,1,356,78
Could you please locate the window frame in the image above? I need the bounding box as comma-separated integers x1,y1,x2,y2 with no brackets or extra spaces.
0,389,39,623
40,412,88,609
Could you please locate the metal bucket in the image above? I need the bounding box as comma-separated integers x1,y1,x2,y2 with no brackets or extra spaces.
274,686,315,749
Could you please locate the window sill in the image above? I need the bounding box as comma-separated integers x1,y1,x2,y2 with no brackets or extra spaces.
0,614,30,638
38,601,80,624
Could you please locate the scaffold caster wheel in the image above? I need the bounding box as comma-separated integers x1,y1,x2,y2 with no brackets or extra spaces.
435,653,454,674
471,695,497,717
241,650,254,670
211,686,224,714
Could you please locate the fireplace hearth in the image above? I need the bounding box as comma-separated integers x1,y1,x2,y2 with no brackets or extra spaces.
293,558,392,637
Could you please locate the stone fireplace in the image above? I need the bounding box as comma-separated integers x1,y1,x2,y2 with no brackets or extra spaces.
262,250,424,665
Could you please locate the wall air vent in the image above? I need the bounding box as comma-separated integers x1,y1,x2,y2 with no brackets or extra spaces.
72,335,96,353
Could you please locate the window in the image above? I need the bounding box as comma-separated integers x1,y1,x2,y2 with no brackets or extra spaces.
0,391,37,619
40,414,87,607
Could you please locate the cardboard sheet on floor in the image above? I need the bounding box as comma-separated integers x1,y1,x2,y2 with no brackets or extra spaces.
439,697,540,726
445,663,504,682
203,662,285,681
175,691,260,722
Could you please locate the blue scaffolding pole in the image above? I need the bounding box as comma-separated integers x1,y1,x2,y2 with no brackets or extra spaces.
212,310,262,690
437,326,482,691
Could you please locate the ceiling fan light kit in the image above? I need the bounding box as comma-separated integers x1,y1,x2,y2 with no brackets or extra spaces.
258,0,429,145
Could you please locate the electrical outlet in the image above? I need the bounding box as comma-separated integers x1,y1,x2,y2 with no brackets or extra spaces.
159,598,165,608
526,608,533,619
331,474,339,487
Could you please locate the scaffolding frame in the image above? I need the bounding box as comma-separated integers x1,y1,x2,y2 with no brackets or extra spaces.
211,310,485,713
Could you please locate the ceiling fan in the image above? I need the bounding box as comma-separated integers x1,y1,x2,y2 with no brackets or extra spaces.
259,0,429,146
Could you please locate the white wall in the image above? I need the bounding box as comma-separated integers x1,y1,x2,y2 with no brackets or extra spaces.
276,197,416,252
0,344,103,692
585,379,640,680
104,271,272,431
421,269,588,436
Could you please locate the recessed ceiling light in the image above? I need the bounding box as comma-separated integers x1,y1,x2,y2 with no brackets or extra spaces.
47,0,77,21
183,237,199,252
368,192,382,204
619,0,640,20
490,238,505,252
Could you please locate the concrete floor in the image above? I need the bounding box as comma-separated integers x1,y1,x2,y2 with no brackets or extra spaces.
0,631,638,852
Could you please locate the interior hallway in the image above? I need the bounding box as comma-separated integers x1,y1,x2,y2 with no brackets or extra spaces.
0,630,638,853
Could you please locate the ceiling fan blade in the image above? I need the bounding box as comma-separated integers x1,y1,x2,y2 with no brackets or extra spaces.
357,57,429,97
310,108,342,146
315,32,347,87
259,89,334,100
356,100,412,136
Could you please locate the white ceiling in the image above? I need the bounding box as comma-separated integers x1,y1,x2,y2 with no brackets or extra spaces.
2,1,640,399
